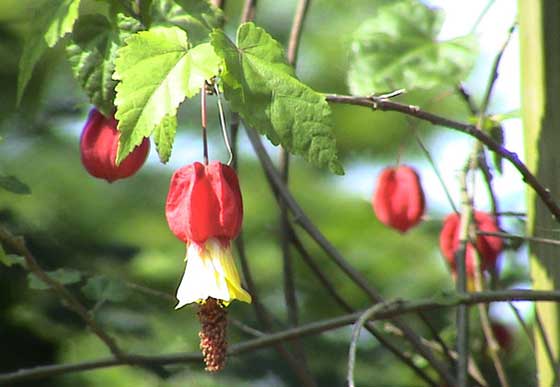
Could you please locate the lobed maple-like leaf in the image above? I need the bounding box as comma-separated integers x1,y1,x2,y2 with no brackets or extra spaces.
212,23,343,174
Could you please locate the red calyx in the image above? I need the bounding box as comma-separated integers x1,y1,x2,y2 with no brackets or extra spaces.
372,165,425,233
165,161,243,245
80,108,150,182
439,211,503,276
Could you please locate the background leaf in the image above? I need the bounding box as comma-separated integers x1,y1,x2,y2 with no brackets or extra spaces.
0,246,25,268
81,275,130,302
153,114,177,163
113,26,220,163
347,0,476,94
17,0,81,104
152,0,223,44
28,268,82,290
0,174,31,194
66,14,143,116
212,23,343,174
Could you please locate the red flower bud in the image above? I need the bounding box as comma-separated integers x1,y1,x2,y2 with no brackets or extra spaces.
80,108,150,182
165,161,243,245
372,165,425,233
490,322,513,352
439,211,503,275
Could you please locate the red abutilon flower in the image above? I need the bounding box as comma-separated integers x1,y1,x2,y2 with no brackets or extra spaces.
166,161,251,372
439,211,503,276
372,165,425,233
490,321,513,352
80,108,150,182
165,161,251,307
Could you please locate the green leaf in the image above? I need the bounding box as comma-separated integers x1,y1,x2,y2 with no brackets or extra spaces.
153,114,177,163
0,246,25,268
152,0,223,44
66,14,143,116
113,26,220,163
491,108,521,122
212,23,343,174
28,268,82,290
17,0,81,104
348,0,476,95
0,175,31,195
81,275,130,302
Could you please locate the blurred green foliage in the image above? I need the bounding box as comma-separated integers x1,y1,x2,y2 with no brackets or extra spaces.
0,0,534,386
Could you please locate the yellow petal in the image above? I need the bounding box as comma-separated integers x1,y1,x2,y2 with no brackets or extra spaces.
175,238,252,309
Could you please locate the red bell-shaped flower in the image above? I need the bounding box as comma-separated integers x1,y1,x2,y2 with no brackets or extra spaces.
372,165,425,233
165,161,250,308
166,161,243,245
80,108,150,182
439,211,503,276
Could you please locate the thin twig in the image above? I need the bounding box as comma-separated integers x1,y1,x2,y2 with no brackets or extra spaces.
417,310,456,370
232,141,316,387
4,290,560,384
287,0,310,65
0,226,171,378
413,128,458,213
455,167,472,387
244,124,456,386
125,281,175,302
278,0,313,377
214,83,234,165
0,226,124,358
290,229,438,387
478,22,517,116
325,93,560,221
228,14,315,378
385,324,489,387
201,84,209,165
348,302,399,387
478,151,499,217
533,307,558,377
464,24,517,387
125,280,260,338
457,84,479,115
470,0,497,33
507,302,534,351
477,231,560,247
229,318,265,337
472,249,510,387
241,0,257,23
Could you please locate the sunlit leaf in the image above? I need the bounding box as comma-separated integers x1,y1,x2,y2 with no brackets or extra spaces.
152,0,223,44
113,26,220,163
66,14,143,116
17,0,81,104
153,114,177,163
212,23,344,174
348,0,476,94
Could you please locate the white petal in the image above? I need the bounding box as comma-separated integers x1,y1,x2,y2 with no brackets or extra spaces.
175,239,251,308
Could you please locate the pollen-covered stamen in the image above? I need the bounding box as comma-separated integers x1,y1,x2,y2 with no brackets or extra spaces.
198,297,228,372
